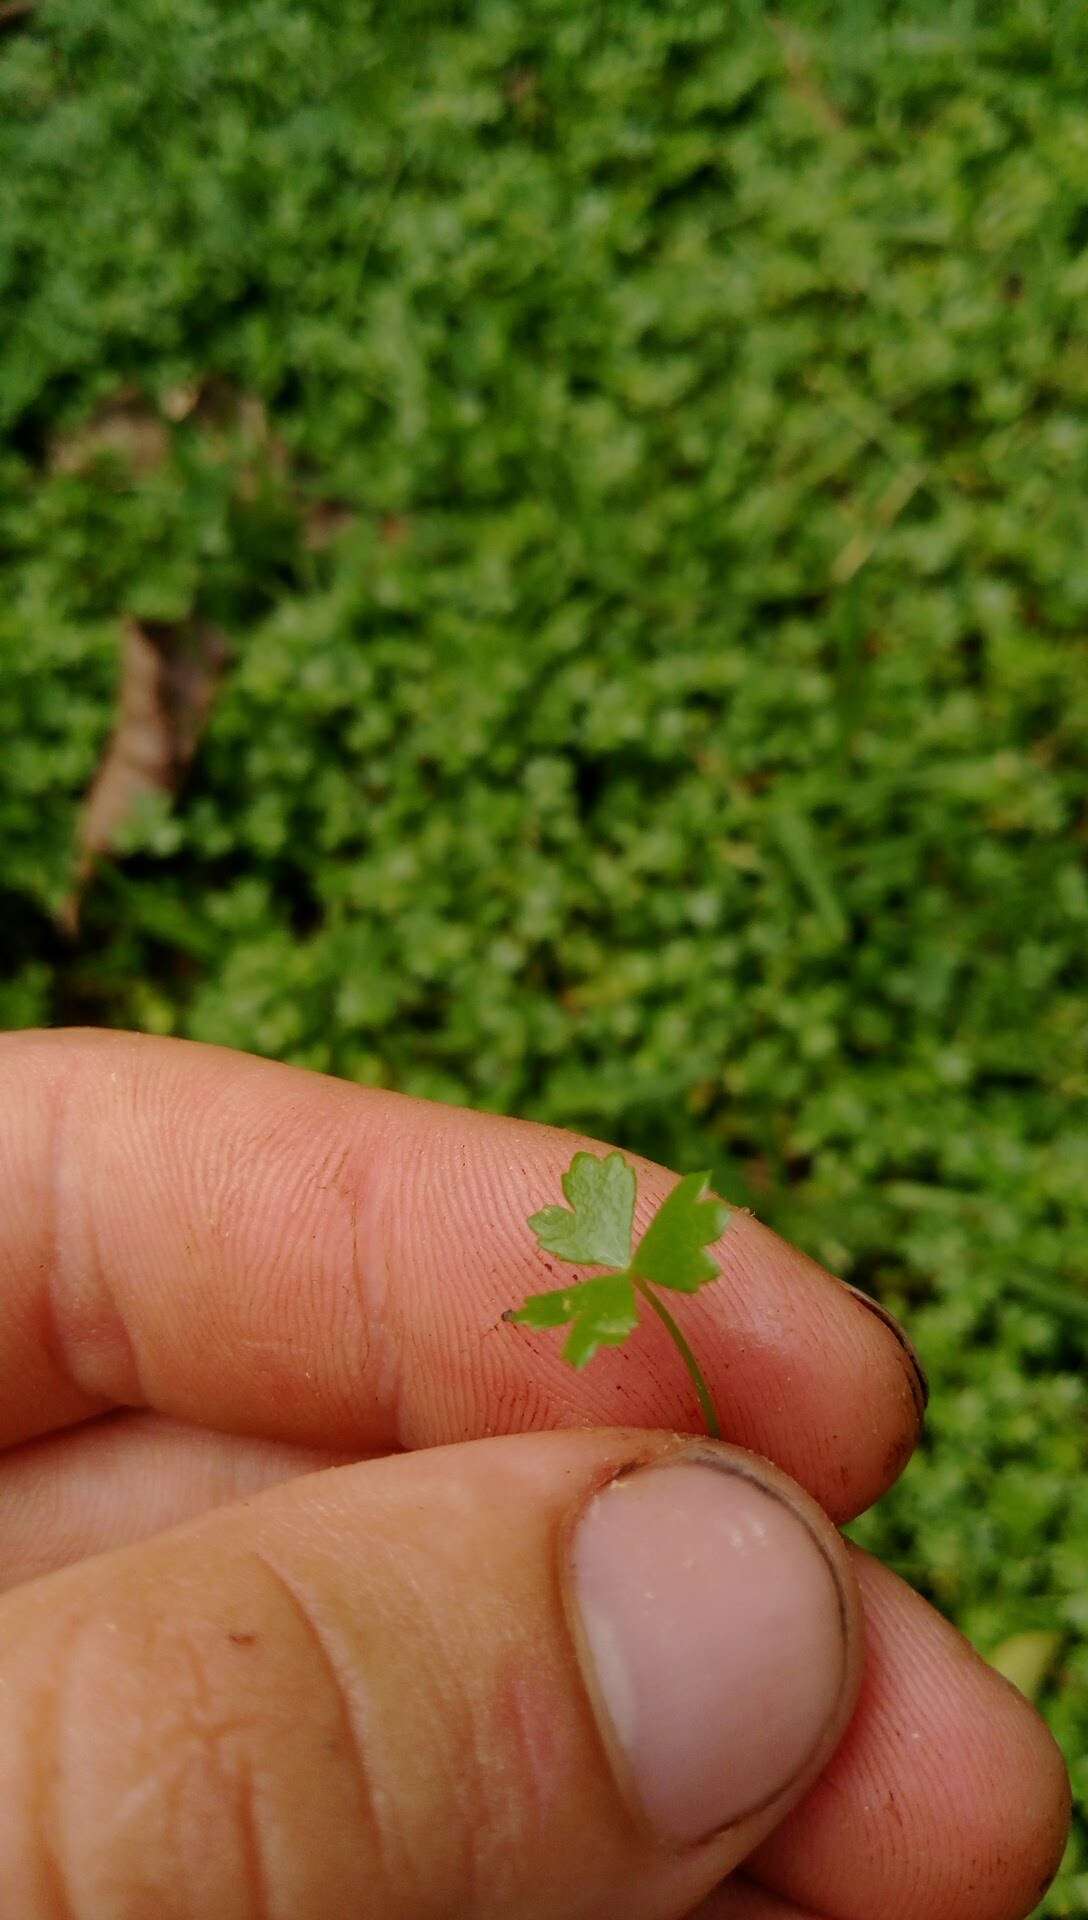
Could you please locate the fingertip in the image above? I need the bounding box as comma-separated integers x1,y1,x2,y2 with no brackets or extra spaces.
686,1209,926,1521
751,1549,1073,1920
986,1674,1072,1917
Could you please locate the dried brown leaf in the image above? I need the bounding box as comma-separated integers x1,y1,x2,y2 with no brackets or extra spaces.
177,377,289,484
59,619,228,935
49,388,171,479
302,500,359,552
161,381,203,423
47,380,293,489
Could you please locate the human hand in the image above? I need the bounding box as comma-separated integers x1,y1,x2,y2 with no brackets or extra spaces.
0,1030,1069,1920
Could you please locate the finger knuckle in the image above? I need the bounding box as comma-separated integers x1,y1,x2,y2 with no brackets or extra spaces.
11,1568,390,1920
23,1599,282,1920
4,1550,545,1920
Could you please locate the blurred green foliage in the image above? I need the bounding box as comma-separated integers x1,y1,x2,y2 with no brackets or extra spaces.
2,1,1087,1904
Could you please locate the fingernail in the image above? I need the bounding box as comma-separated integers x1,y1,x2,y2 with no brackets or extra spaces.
567,1449,849,1846
842,1283,929,1416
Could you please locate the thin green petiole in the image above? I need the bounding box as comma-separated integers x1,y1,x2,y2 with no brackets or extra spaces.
633,1275,721,1439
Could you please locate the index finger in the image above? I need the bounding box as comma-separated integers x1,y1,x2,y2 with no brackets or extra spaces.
0,1029,924,1520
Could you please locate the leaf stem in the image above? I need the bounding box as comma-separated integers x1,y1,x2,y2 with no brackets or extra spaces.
633,1276,721,1439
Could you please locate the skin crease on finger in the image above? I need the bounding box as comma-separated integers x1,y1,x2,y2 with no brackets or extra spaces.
688,1881,826,1919
0,1028,924,1521
0,1411,357,1591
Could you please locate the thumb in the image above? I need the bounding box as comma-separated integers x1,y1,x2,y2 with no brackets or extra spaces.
0,1431,861,1920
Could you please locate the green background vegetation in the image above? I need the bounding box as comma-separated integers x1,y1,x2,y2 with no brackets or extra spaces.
2,2,1086,1905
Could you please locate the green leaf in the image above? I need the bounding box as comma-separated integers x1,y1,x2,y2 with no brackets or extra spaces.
526,1149,636,1270
510,1152,728,1393
629,1170,728,1293
506,1271,638,1369
989,1630,1063,1702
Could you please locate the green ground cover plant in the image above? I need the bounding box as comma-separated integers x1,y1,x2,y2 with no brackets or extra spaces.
2,2,1086,1904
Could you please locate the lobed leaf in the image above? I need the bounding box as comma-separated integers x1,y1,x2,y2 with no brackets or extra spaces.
629,1170,728,1294
526,1149,636,1270
506,1270,638,1369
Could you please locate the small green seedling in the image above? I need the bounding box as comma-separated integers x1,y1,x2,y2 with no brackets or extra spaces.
506,1150,729,1437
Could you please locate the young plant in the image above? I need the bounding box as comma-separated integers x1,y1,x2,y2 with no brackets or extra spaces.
506,1150,729,1437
